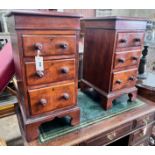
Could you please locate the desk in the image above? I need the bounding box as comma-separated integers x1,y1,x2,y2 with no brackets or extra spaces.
20,95,155,146
137,72,155,102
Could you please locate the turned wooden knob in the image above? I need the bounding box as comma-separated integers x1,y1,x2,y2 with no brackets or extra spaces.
59,43,68,49
39,98,47,106
34,42,43,50
118,58,125,63
36,71,44,78
132,56,138,61
61,67,69,74
119,39,127,43
116,80,122,84
129,76,135,81
63,93,70,100
134,38,141,42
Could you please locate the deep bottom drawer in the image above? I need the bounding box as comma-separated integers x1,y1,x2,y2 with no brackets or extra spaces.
112,68,138,91
28,82,76,115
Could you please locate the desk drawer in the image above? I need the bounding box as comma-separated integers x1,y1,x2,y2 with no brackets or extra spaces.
130,125,152,145
111,69,138,91
133,113,155,129
28,82,76,115
134,138,149,146
23,35,76,57
116,32,144,50
25,59,76,86
113,51,141,69
83,122,132,146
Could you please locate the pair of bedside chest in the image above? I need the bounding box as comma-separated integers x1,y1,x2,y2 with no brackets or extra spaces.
7,11,148,142
7,11,81,141
81,16,147,110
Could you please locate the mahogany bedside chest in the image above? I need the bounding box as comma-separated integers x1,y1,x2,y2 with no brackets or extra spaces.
81,16,147,110
6,10,81,141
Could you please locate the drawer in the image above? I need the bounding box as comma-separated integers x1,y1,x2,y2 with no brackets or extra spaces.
23,35,76,57
134,138,149,146
133,113,155,129
111,68,138,91
130,125,152,145
116,32,144,50
113,51,141,69
25,59,76,86
83,122,132,146
28,82,76,115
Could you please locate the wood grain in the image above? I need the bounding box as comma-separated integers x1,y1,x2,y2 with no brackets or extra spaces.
113,50,141,69
112,68,138,91
25,96,155,146
7,10,81,142
25,59,76,86
28,82,76,115
81,16,146,110
23,35,76,57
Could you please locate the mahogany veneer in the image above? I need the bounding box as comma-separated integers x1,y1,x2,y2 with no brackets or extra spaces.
6,10,81,142
81,16,147,110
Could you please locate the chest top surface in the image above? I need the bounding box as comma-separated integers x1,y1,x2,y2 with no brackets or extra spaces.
81,16,147,30
6,10,82,30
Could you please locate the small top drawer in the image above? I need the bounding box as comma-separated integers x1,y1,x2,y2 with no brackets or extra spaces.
23,35,76,57
116,32,144,51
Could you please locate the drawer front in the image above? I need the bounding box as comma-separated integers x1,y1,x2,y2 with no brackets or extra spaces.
133,113,155,129
83,122,132,146
23,35,76,57
28,82,76,115
134,138,149,146
116,32,144,50
130,125,152,145
112,69,138,91
25,59,76,86
113,51,141,69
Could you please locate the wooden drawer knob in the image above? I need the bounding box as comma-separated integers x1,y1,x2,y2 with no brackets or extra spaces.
36,71,44,78
119,39,127,43
134,38,141,42
59,43,68,49
132,56,138,61
34,42,43,50
61,67,69,74
39,98,47,106
116,80,122,84
128,76,135,81
118,58,125,63
63,93,70,100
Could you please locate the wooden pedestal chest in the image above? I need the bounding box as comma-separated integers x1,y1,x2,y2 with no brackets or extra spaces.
81,16,147,110
6,10,81,142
